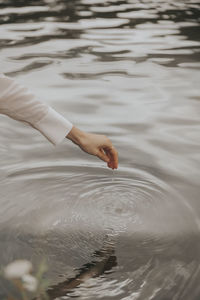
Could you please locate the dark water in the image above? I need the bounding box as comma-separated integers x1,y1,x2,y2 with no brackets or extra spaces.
0,0,200,299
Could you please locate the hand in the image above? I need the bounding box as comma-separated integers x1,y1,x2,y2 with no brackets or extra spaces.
67,126,118,169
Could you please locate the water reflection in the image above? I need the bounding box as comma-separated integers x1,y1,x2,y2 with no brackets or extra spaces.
46,239,117,299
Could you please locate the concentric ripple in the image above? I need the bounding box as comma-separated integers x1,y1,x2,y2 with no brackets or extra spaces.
6,164,199,237
1,164,199,298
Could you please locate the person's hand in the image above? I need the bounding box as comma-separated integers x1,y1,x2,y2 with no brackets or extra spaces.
67,126,118,169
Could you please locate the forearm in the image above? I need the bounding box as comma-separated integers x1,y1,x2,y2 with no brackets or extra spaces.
0,74,73,145
0,74,118,168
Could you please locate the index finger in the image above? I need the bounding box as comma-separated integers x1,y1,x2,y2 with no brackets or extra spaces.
105,146,118,169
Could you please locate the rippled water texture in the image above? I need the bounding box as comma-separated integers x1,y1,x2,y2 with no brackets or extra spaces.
0,0,200,299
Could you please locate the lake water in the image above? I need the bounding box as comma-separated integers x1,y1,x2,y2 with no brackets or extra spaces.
0,0,200,299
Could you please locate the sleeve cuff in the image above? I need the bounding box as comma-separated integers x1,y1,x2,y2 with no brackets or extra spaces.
34,107,73,145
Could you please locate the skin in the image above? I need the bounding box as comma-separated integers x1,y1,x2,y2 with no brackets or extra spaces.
66,126,118,169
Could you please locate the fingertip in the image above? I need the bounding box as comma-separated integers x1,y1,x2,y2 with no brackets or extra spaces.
104,145,118,169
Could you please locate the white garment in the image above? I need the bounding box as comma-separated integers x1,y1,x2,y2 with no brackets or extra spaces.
0,74,73,145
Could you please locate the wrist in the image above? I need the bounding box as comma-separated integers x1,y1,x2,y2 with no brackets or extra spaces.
66,126,86,146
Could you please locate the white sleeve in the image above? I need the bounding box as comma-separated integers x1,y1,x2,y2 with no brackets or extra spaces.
0,74,73,145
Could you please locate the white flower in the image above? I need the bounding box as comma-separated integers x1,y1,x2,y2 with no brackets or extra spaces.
22,274,38,292
4,260,32,279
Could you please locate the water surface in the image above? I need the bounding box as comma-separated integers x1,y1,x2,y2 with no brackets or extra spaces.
0,0,200,299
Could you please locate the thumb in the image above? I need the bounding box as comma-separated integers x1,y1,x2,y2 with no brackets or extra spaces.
97,149,109,163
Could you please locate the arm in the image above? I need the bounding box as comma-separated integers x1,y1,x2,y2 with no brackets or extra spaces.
0,75,118,169
0,74,73,145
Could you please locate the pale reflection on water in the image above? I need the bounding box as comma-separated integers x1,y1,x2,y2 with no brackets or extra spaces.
0,0,200,299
